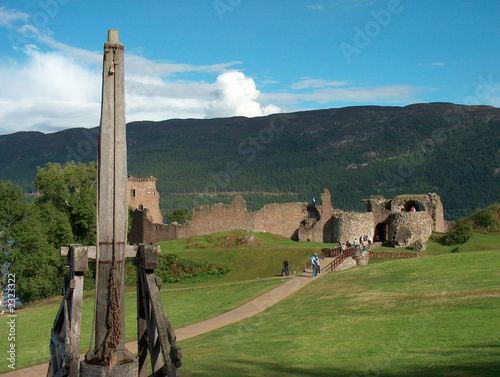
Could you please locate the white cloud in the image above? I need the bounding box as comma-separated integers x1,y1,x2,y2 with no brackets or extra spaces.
204,71,281,118
292,78,351,90
261,84,420,106
0,7,29,27
0,47,101,134
0,39,280,134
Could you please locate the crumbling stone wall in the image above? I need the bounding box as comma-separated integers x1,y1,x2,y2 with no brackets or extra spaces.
298,189,334,242
128,176,451,247
252,201,308,237
390,194,446,232
129,208,174,244
176,196,251,238
331,211,374,244
130,196,308,244
389,212,433,248
369,251,422,259
127,176,163,224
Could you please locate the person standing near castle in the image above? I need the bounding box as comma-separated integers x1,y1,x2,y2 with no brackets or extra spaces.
311,253,319,278
282,259,290,276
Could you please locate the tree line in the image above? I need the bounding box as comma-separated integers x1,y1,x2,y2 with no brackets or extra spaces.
0,162,97,304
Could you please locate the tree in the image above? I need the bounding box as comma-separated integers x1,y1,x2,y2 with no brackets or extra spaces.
0,181,28,311
35,161,97,245
0,162,98,303
8,204,66,302
166,208,192,224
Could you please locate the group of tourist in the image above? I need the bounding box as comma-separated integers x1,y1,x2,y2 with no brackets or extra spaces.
337,235,373,252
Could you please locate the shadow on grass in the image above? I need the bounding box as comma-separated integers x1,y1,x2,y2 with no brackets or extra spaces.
182,358,500,377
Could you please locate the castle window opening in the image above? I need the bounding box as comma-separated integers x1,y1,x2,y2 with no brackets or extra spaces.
131,189,136,197
307,204,320,220
138,204,143,210
404,201,425,212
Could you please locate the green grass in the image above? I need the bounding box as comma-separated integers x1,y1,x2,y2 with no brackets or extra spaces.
0,278,285,372
1,230,499,375
158,230,334,281
179,250,500,376
373,231,500,257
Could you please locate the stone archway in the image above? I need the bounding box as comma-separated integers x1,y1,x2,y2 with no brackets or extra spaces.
404,200,425,212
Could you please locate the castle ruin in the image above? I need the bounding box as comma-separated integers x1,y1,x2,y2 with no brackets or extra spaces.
127,176,163,224
127,178,454,248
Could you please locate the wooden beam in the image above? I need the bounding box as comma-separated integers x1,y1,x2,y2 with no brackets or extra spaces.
60,244,145,259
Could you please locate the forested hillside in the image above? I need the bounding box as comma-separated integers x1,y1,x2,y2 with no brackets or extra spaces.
1,103,499,219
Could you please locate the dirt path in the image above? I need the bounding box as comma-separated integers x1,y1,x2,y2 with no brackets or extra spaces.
2,258,334,377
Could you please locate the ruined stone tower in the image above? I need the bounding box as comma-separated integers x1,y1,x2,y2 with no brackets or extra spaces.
127,176,163,224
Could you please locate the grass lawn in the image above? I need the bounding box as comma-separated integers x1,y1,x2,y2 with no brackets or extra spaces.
179,250,500,376
0,278,285,372
1,230,498,375
372,231,500,257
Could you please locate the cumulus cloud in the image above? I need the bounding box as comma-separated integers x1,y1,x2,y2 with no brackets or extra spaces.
204,71,281,118
0,46,101,134
0,39,280,134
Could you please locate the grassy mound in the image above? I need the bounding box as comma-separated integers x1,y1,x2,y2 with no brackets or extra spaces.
157,230,334,282
444,203,500,245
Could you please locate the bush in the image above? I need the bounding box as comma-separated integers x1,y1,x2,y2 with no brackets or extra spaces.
471,210,499,231
155,253,230,282
444,223,472,245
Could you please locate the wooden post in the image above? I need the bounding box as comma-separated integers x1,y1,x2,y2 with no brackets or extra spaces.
81,29,137,375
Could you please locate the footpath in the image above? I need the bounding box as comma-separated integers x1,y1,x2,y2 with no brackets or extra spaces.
2,258,335,377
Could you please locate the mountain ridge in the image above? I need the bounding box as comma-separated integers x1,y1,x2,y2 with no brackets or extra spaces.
1,103,499,219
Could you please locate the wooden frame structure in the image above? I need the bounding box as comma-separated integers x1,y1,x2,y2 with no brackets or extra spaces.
136,244,182,377
48,244,182,376
48,29,181,377
47,246,88,377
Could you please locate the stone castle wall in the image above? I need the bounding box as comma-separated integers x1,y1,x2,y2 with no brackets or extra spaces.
389,212,433,247
129,196,308,244
331,211,375,244
298,189,334,243
127,176,451,247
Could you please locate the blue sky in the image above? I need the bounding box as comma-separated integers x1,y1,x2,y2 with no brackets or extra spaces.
0,0,499,135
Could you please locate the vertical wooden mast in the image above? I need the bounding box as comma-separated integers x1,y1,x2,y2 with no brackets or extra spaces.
92,28,129,364
49,29,181,377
